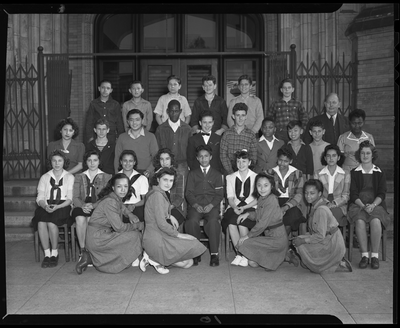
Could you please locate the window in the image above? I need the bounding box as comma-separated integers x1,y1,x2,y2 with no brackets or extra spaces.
226,14,260,50
142,14,175,52
184,14,217,51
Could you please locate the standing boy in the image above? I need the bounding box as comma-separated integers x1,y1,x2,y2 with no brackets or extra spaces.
284,120,314,180
154,75,191,126
266,78,308,143
308,120,330,172
187,110,223,173
155,100,192,181
190,75,228,136
85,118,115,175
220,103,258,176
114,109,159,176
253,117,285,173
83,80,125,146
185,145,224,267
121,80,153,132
226,75,264,134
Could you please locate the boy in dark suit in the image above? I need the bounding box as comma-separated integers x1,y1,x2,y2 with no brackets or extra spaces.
187,109,223,173
185,144,224,267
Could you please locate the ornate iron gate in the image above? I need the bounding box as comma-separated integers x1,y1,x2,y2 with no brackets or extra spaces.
3,44,355,180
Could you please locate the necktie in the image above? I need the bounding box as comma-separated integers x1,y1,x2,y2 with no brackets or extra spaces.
201,132,210,136
49,177,63,204
203,168,207,177
330,115,336,141
235,177,250,206
129,176,137,198
85,175,97,203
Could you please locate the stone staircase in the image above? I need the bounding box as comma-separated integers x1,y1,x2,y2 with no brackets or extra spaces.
3,179,395,241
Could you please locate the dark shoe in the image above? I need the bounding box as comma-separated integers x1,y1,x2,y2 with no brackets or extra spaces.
300,260,308,270
193,256,201,266
371,257,379,269
41,256,51,268
75,249,92,274
359,256,369,269
49,255,59,267
210,255,219,267
285,249,300,267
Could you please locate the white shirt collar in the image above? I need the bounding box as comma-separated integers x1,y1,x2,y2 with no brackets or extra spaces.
128,127,145,139
259,135,278,143
83,169,104,180
272,165,298,180
346,130,370,141
201,165,210,173
354,164,382,173
319,165,345,176
168,119,181,131
326,112,337,120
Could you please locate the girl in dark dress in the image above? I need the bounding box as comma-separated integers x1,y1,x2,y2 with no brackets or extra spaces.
347,141,390,269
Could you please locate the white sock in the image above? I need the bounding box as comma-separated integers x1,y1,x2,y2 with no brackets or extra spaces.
44,249,51,257
51,249,58,257
371,252,379,259
132,258,140,267
361,252,369,258
211,253,218,256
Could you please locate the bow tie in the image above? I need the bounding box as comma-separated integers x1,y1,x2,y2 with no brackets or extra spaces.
201,132,210,136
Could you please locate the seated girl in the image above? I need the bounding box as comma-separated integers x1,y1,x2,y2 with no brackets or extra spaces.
71,150,112,261
221,149,258,267
313,144,350,227
347,140,390,270
268,147,306,236
117,150,149,223
31,149,75,268
149,148,186,225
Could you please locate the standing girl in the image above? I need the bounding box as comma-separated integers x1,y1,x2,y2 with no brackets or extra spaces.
291,179,352,274
141,167,206,274
221,149,258,267
31,149,75,268
47,117,85,175
81,173,143,274
117,150,149,223
347,140,390,269
72,150,112,263
236,172,289,271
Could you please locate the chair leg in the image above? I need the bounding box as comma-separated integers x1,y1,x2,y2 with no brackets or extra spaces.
71,224,76,262
225,228,230,261
34,230,40,262
61,224,70,262
342,224,347,258
348,223,354,262
382,225,387,261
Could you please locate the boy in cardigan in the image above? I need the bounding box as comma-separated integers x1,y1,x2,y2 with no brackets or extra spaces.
185,144,224,267
155,99,192,181
114,109,159,176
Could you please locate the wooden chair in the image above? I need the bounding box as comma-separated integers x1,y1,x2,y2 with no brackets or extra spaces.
34,223,76,262
199,197,225,256
348,220,387,262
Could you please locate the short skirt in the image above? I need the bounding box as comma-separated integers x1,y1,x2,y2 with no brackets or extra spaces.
347,203,391,228
31,200,73,230
278,198,306,231
221,207,256,232
71,207,94,220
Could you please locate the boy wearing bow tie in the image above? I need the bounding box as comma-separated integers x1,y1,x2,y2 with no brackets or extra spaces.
187,110,223,173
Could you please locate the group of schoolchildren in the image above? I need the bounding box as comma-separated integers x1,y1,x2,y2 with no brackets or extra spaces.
32,74,390,276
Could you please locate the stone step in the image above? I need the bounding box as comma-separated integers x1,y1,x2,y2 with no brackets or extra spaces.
4,197,37,212
4,212,33,227
3,180,38,197
5,227,34,242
